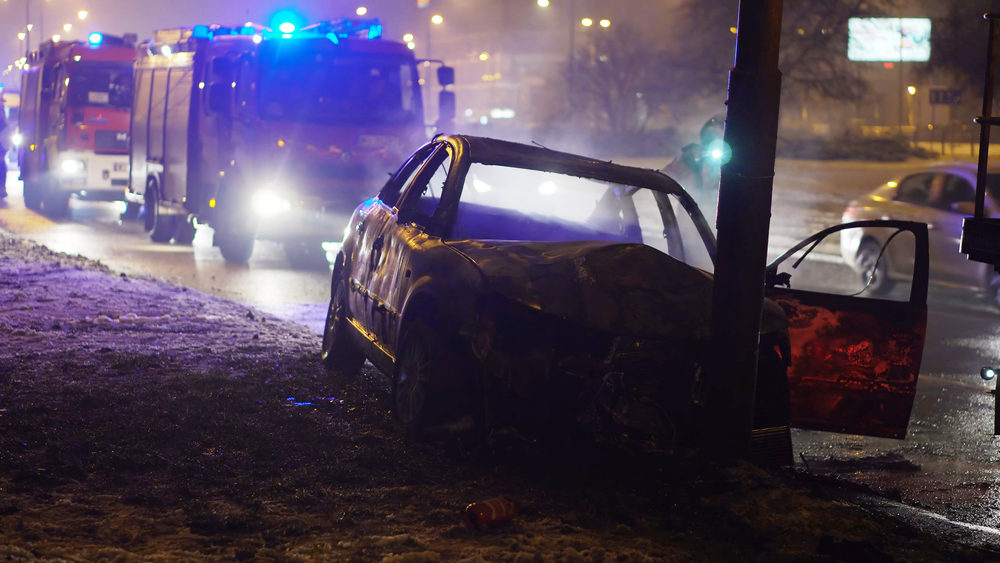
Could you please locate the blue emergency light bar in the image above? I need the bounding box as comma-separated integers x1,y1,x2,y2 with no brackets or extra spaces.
189,18,382,43
88,32,103,46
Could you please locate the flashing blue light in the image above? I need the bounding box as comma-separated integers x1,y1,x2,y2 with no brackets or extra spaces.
88,32,103,46
703,139,732,166
270,9,306,35
192,25,210,39
982,367,997,381
368,24,383,39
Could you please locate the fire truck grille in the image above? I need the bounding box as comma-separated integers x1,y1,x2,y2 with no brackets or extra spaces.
95,130,129,152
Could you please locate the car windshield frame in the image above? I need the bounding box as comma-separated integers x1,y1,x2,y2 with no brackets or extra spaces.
409,137,719,269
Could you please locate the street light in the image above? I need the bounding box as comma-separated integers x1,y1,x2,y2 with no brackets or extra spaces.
403,33,413,42
537,0,549,6
77,10,87,20
427,14,443,58
62,23,72,32
356,6,367,16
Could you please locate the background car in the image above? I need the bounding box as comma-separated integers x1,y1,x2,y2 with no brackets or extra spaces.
322,134,929,459
841,162,1000,305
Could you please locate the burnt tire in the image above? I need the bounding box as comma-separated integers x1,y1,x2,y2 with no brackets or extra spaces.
393,318,455,440
393,315,486,445
321,269,364,376
856,239,894,296
145,179,177,243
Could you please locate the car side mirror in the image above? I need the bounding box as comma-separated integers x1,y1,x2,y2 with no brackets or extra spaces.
208,83,231,114
952,201,976,216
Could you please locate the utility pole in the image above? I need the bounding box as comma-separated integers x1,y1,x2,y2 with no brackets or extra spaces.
703,0,784,459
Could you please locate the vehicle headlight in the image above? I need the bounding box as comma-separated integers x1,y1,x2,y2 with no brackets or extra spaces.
11,132,23,147
251,189,292,217
60,159,86,174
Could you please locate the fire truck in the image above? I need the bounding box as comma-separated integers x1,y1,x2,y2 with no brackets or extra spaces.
19,33,135,216
129,19,455,264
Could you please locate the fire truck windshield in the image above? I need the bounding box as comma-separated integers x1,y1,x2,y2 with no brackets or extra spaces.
67,61,132,109
258,48,419,125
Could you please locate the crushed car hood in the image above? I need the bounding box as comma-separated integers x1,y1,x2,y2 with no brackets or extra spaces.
445,240,715,340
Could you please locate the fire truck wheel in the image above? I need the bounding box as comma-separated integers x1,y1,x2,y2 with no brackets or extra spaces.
42,189,70,218
173,220,197,245
22,180,43,210
218,231,255,264
145,179,177,243
284,240,329,270
121,202,142,222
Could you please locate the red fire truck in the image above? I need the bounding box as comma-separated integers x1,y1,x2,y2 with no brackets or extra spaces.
129,19,455,264
19,33,135,216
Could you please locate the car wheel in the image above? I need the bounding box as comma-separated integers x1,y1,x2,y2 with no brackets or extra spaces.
394,315,486,445
856,239,894,296
394,318,439,436
321,268,365,376
145,178,177,243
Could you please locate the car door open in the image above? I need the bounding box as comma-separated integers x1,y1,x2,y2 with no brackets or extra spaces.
766,220,929,439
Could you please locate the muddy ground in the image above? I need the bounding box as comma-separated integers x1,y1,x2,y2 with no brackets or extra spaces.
0,230,997,561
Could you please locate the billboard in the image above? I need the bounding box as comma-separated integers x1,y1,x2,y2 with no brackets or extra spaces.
847,17,931,62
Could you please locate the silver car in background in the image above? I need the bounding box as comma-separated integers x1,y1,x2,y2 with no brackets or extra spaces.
841,162,1000,306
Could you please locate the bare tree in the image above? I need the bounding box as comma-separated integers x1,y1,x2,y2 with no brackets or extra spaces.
566,24,678,137
919,0,1000,94
674,0,901,105
535,24,676,140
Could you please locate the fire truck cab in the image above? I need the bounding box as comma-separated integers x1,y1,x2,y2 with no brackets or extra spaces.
18,34,135,216
130,19,455,264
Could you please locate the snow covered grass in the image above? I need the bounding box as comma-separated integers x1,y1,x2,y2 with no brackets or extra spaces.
0,231,995,560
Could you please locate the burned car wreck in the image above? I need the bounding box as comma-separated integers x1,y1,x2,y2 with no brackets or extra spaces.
322,134,930,456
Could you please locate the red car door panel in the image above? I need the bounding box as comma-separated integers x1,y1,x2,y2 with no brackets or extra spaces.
767,220,929,439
